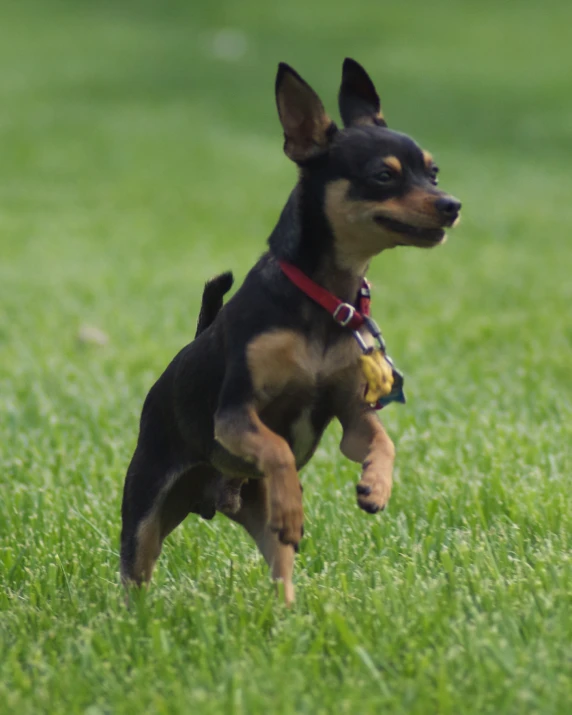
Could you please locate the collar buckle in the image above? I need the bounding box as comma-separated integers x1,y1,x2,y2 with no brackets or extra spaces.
332,303,356,327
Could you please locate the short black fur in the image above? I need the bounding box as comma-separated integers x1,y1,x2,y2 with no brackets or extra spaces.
120,58,461,600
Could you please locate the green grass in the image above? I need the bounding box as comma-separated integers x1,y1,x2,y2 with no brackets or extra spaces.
1,0,572,712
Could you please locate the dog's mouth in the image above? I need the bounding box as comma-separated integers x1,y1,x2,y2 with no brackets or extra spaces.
373,215,446,245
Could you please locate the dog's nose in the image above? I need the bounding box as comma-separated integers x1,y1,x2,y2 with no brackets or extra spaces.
435,196,461,223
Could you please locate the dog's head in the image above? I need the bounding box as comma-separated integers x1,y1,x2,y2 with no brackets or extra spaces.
276,59,461,267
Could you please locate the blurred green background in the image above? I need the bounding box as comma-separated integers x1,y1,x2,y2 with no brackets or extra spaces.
1,1,571,713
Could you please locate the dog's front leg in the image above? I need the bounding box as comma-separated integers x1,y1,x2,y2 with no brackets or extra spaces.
214,405,304,550
339,406,395,514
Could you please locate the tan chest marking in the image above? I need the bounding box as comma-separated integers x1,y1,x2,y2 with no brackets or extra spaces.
247,330,314,398
247,328,364,402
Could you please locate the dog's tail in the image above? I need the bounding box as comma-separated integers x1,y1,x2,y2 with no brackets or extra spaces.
195,271,234,337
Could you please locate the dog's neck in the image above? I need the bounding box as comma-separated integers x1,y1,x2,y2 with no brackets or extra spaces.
268,181,368,304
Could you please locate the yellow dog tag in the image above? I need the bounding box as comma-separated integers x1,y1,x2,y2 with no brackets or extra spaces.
359,350,394,404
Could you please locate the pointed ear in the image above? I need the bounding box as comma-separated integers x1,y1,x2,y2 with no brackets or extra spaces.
276,63,337,163
338,58,387,128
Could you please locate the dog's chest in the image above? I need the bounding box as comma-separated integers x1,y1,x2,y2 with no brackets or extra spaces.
246,328,361,402
289,406,316,463
247,328,367,468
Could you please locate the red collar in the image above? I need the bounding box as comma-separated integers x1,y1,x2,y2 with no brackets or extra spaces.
278,259,371,330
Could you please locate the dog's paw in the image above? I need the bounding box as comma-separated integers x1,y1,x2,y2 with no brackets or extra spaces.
356,475,391,514
269,483,304,550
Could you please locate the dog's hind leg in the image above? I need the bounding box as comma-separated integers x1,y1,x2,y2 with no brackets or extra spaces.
120,451,219,586
120,454,165,586
226,479,296,605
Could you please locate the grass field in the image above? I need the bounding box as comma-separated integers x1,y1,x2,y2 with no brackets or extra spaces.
1,0,572,712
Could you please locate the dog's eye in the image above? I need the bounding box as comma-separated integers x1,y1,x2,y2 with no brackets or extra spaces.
375,170,394,184
430,166,439,185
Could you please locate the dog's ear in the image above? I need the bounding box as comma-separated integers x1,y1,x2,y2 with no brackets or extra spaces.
338,58,387,128
276,63,337,163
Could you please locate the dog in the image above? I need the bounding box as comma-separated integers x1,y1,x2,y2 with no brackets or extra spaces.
120,58,461,604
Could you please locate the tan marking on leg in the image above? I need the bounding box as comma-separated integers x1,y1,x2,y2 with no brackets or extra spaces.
133,513,162,585
125,466,213,587
340,410,395,513
215,407,303,548
423,151,434,169
270,540,296,606
226,479,297,605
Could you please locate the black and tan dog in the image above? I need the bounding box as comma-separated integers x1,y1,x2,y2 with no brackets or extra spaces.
120,59,461,604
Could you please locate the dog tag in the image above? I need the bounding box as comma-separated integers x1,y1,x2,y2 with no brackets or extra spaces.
359,349,394,404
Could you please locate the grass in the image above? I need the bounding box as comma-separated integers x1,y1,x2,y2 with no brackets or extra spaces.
1,0,572,712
